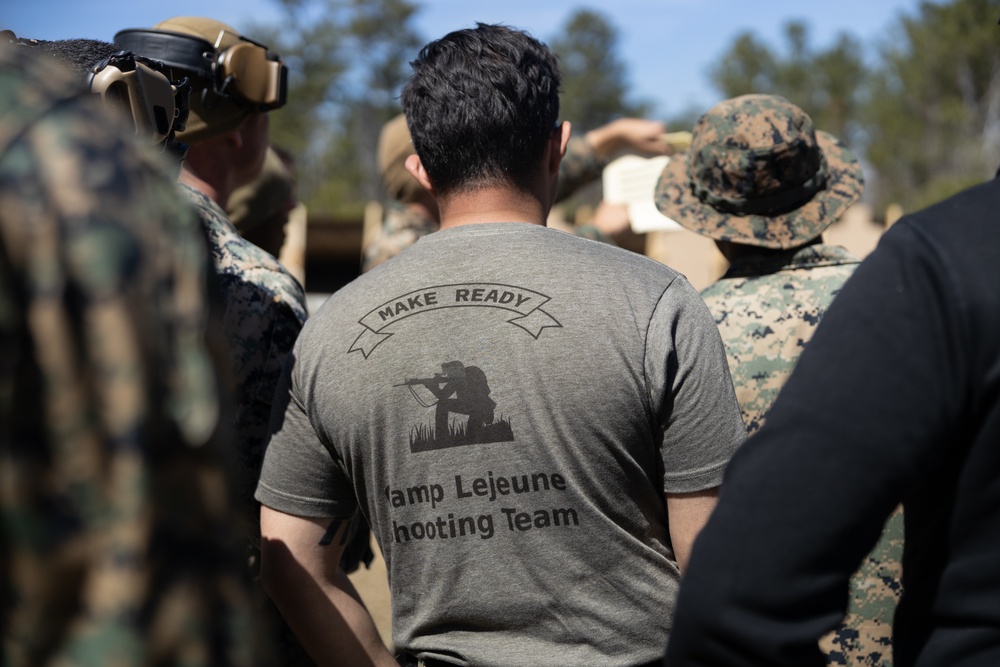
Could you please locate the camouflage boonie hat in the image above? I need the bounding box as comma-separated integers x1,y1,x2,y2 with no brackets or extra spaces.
655,94,863,249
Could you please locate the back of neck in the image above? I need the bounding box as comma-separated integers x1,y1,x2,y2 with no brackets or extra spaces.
179,150,234,210
437,185,549,230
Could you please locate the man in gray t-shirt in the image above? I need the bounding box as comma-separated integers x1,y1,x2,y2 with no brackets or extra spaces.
256,23,746,667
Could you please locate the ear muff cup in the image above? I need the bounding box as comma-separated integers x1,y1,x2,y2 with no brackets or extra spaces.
88,53,180,147
216,42,287,109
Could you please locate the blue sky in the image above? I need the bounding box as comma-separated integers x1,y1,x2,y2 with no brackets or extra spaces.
8,0,924,118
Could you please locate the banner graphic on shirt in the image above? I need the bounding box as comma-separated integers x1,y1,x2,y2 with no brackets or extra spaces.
348,283,562,358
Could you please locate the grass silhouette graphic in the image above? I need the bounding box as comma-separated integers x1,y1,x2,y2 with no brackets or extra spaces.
409,415,514,452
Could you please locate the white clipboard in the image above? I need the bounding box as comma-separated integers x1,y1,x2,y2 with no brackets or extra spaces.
602,154,683,233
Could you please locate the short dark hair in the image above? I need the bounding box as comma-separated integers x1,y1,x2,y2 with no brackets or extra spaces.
33,39,119,75
401,23,561,196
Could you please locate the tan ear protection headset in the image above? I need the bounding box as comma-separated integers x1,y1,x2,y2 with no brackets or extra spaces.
113,27,287,112
88,51,191,148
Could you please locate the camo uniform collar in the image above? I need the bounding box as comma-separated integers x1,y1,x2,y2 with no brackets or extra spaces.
722,243,858,279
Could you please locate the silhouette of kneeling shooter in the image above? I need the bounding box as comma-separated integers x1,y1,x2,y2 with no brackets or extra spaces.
396,361,496,442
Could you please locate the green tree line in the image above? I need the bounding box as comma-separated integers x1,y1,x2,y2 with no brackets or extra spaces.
250,0,1000,218
710,0,1000,212
247,2,646,218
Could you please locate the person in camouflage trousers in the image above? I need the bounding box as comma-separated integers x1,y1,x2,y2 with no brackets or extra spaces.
0,42,253,666
362,113,670,271
655,94,904,667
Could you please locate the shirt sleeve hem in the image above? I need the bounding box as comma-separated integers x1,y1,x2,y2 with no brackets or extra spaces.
255,481,355,519
663,460,728,494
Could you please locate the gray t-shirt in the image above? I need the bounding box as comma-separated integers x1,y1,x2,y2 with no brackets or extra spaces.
257,222,745,666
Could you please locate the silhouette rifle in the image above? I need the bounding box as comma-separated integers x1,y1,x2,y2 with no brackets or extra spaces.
394,373,446,388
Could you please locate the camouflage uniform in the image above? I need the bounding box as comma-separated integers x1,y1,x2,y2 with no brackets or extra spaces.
362,200,438,272
0,44,252,666
555,135,609,202
701,244,860,435
363,137,609,272
181,184,314,666
702,245,905,665
179,184,307,522
656,95,903,667
820,507,905,666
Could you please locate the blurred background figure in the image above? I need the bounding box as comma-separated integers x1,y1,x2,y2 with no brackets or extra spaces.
361,113,439,272
229,146,295,259
0,41,253,666
227,145,308,287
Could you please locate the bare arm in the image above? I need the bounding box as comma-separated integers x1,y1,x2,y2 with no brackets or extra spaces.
259,506,397,667
585,118,670,159
556,118,671,202
665,488,720,573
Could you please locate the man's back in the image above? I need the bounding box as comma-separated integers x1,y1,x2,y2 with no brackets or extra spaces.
259,23,743,666
259,223,744,665
702,244,905,664
701,244,858,433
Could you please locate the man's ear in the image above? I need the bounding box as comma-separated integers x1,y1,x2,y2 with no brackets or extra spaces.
405,153,436,195
548,120,572,175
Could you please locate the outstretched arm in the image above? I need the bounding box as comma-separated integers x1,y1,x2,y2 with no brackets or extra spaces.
259,506,397,667
556,118,670,202
584,118,670,160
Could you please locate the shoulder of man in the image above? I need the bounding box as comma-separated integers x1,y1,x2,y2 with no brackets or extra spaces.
180,183,308,324
0,47,216,447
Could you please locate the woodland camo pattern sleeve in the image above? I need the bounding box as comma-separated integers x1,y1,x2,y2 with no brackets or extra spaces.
0,44,255,667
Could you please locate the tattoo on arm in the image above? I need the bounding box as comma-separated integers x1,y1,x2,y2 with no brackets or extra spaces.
319,519,344,546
